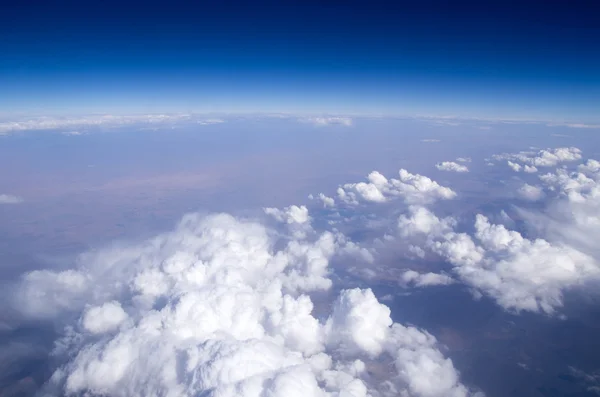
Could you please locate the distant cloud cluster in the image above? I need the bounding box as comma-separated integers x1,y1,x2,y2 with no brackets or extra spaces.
0,114,224,134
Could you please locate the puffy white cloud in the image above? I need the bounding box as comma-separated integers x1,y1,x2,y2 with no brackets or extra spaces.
518,184,545,201
493,147,582,168
430,215,599,314
265,205,310,224
523,165,538,173
401,270,455,287
456,157,471,163
309,193,335,208
16,212,475,397
336,169,456,205
82,301,128,334
527,164,600,257
507,161,521,172
0,194,23,204
436,162,469,173
398,206,455,237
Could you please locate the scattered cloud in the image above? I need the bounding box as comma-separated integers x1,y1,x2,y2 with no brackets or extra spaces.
456,157,471,163
436,161,469,173
0,194,23,204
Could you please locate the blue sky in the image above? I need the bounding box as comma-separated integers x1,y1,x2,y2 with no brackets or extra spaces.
1,1,598,120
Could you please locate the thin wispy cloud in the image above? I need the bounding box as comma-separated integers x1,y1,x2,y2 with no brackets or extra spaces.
0,194,23,204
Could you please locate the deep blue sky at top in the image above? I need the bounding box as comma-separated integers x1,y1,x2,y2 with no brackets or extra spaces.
1,1,599,120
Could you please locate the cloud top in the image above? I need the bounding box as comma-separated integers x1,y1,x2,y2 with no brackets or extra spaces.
16,211,476,397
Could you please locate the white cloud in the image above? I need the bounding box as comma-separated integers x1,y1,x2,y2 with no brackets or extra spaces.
264,205,310,224
16,212,476,397
196,118,225,125
401,270,455,287
436,162,469,173
518,184,545,201
493,147,582,168
81,301,128,334
547,122,600,129
398,206,455,237
523,165,538,173
429,215,599,314
0,114,224,134
456,157,471,163
301,117,353,127
336,169,456,205
0,194,23,204
309,193,335,208
507,161,522,172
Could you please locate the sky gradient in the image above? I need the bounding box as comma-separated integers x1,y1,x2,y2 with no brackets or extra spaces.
1,1,599,120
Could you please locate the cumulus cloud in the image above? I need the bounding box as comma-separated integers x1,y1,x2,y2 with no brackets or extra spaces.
525,162,600,258
518,184,545,201
0,194,23,204
81,301,129,334
493,147,582,168
398,206,455,237
301,117,353,127
264,205,310,224
436,162,469,173
428,215,599,314
15,211,476,397
309,193,335,208
456,157,471,163
507,161,538,173
336,169,456,205
400,270,455,287
507,161,521,172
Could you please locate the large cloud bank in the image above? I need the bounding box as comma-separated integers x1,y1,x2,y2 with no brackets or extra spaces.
17,212,477,397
